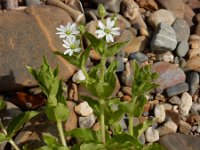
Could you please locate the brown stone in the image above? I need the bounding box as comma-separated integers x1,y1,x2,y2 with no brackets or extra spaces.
138,0,158,11
188,48,200,58
165,110,181,126
186,114,200,125
0,5,76,92
122,95,132,102
156,0,185,18
185,56,200,72
184,4,196,27
152,62,186,93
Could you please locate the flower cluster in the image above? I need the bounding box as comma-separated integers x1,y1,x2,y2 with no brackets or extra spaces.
56,23,81,56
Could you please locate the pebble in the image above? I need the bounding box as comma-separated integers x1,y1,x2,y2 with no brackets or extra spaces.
25,0,41,6
196,126,200,133
187,114,200,125
179,92,193,116
75,101,93,116
145,127,159,143
148,9,175,29
188,48,200,59
163,103,173,110
169,96,181,105
165,110,181,125
172,17,190,42
128,52,148,63
72,69,86,83
122,95,132,102
190,103,200,115
121,86,132,96
150,23,177,51
176,41,189,57
160,51,174,63
116,51,125,72
158,120,178,136
154,104,166,123
186,71,199,96
79,114,96,128
185,56,200,72
166,82,189,97
179,120,192,134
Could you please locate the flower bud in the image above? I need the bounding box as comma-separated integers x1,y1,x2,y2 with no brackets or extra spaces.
97,4,106,19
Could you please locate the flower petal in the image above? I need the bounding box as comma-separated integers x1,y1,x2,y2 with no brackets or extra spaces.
106,34,114,43
98,21,105,30
96,30,106,38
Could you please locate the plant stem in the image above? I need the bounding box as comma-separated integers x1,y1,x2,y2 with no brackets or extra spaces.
100,58,106,82
100,99,106,143
9,139,20,150
56,121,67,147
128,114,133,136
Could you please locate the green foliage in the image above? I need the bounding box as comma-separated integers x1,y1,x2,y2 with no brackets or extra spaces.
0,132,7,143
97,4,106,19
7,111,38,138
142,143,166,150
0,98,6,111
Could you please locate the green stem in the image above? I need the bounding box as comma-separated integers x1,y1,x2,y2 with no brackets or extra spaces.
100,99,105,143
56,121,67,147
128,114,133,136
100,58,106,82
9,139,20,150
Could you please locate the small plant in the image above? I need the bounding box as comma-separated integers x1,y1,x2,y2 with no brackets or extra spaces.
0,4,165,150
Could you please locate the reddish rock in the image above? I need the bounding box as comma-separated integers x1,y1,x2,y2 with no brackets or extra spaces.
156,0,185,18
0,5,76,92
165,110,181,126
185,56,200,72
187,0,200,13
152,62,186,93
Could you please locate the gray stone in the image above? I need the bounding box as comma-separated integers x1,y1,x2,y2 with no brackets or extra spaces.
129,52,148,63
145,127,159,143
116,51,125,72
160,51,174,62
72,70,86,83
0,6,76,92
166,82,189,97
176,41,189,57
172,18,190,42
25,0,41,6
159,133,200,150
169,96,181,105
150,23,177,51
148,9,176,29
158,120,178,136
79,114,96,128
179,92,192,116
154,104,166,123
179,120,191,134
190,103,200,115
152,62,186,93
186,71,199,96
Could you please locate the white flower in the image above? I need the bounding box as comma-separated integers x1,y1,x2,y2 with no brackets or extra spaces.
95,17,120,43
63,36,81,56
56,22,80,39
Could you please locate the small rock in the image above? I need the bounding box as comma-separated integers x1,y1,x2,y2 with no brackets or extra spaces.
179,120,191,134
138,0,158,11
165,110,181,125
155,93,166,102
115,51,125,72
128,52,148,63
176,41,189,57
188,48,200,59
139,133,146,144
165,82,189,97
121,61,133,86
148,9,176,29
196,126,200,133
160,51,174,63
79,114,96,128
72,70,86,83
173,105,179,113
183,3,196,27
185,56,200,72
169,96,181,105
122,95,132,102
152,62,186,93
186,71,199,96
190,103,200,115
121,86,132,96
158,120,178,136
179,92,193,116
26,0,41,6
150,23,177,51
139,27,149,37
187,114,200,125
156,0,184,18
75,101,93,116
163,103,173,110
154,104,166,123
145,127,159,143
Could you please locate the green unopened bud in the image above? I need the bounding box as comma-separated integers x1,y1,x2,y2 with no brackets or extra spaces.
97,4,106,19
78,25,86,34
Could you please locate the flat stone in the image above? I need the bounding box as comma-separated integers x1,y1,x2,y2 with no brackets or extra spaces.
165,82,189,97
186,71,199,95
128,52,148,63
172,18,190,42
169,96,181,105
158,120,178,136
179,92,193,116
0,5,76,92
159,133,200,150
148,9,176,29
176,41,189,57
152,62,186,93
150,23,177,51
185,56,200,72
156,0,184,18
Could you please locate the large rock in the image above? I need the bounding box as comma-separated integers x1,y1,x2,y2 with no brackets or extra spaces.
0,5,76,92
159,133,200,150
152,62,186,93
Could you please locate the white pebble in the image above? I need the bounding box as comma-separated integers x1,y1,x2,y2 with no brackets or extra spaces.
75,101,93,116
154,104,166,123
72,69,86,83
179,92,192,116
145,127,159,143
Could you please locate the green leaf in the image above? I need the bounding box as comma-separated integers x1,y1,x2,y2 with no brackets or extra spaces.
79,95,100,119
54,51,80,67
36,146,70,150
133,119,153,139
102,41,128,58
0,98,6,111
45,103,69,122
26,66,38,81
142,143,166,150
56,81,67,106
42,133,60,148
65,128,101,142
35,146,52,150
85,32,106,55
80,142,106,150
0,132,7,143
7,111,38,137
80,46,90,71
112,122,123,135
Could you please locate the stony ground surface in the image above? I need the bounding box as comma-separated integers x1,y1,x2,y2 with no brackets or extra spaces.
1,0,200,149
